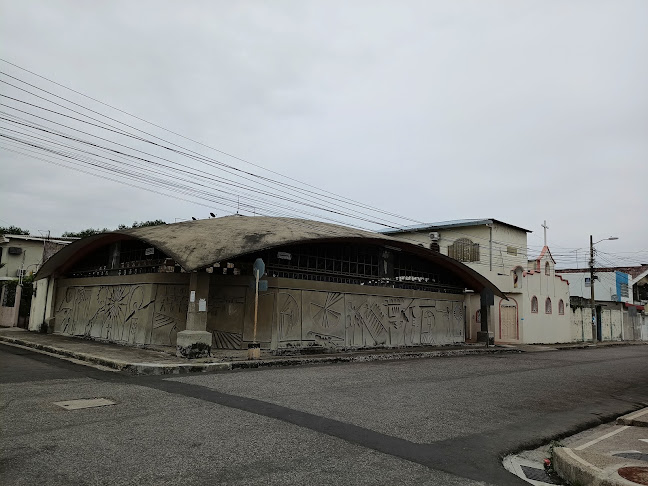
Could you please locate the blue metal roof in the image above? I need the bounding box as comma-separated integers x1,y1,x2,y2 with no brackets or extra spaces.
380,219,532,234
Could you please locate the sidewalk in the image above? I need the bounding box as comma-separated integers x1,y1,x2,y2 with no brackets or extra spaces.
553,408,648,485
0,327,521,375
0,327,644,375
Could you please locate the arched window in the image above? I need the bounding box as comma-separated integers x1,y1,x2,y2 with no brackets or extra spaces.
513,267,523,289
531,296,538,313
448,238,480,263
545,261,550,275
545,297,552,314
558,299,565,315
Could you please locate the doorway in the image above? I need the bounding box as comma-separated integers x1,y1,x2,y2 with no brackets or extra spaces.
499,299,518,341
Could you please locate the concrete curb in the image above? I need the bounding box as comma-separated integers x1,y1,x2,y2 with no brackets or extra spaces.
553,447,639,486
616,408,648,427
0,334,523,375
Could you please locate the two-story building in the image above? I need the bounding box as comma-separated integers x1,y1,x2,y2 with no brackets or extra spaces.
383,219,571,344
0,234,73,281
1,234,73,327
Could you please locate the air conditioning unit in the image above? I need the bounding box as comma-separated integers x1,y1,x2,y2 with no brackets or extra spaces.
8,247,22,255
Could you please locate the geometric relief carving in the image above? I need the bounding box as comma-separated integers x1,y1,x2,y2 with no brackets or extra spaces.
302,291,345,345
54,283,191,347
212,330,243,350
277,291,301,345
344,295,461,348
151,284,189,346
55,284,157,346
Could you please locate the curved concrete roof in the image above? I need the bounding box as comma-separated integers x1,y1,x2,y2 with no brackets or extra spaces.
36,215,504,297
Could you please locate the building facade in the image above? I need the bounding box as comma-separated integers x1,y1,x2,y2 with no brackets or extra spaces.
32,216,503,356
383,219,571,344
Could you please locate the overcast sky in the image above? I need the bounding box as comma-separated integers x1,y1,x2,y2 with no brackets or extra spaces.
1,0,646,267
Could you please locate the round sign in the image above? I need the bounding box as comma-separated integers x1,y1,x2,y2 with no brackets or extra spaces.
253,258,265,277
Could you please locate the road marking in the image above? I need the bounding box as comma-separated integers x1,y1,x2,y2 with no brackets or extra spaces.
575,426,629,451
624,408,648,421
53,398,116,410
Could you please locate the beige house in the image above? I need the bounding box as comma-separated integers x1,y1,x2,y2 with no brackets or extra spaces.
383,219,571,344
0,234,72,281
32,216,503,357
1,234,72,328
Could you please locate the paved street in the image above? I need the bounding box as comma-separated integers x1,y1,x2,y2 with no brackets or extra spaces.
1,344,647,485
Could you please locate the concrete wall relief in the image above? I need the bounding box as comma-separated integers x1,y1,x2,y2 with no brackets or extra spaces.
303,291,345,347
55,283,188,346
151,284,189,346
271,291,464,350
277,290,301,345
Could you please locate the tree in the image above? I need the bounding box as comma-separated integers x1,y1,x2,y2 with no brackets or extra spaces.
61,228,110,238
0,225,30,236
63,220,166,238
117,220,167,230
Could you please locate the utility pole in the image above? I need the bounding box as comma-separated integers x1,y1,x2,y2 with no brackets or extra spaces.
590,235,596,343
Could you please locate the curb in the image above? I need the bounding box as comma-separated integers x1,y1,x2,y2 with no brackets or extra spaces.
0,334,523,375
553,447,638,486
617,408,648,428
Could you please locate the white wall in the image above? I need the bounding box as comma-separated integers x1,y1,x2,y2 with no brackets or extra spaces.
517,250,571,344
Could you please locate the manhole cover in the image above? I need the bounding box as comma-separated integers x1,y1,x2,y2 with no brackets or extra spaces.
53,398,116,410
618,467,648,485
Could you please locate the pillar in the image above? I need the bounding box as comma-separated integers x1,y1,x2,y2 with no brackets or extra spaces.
477,289,494,344
176,272,212,358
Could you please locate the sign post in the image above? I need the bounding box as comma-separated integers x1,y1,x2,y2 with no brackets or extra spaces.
248,258,265,360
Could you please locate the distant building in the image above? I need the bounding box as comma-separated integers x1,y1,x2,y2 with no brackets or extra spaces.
0,234,74,281
556,265,648,341
0,234,74,327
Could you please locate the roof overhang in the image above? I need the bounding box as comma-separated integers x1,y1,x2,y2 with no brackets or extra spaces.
35,216,506,298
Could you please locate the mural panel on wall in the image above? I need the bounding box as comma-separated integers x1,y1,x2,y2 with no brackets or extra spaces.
55,283,188,346
303,291,345,347
275,289,464,350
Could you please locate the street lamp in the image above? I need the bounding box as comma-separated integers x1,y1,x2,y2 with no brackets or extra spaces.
589,235,619,343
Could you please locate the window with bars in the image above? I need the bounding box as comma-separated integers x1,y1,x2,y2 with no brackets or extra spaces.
545,297,552,314
65,240,173,278
531,296,538,313
259,243,465,293
559,299,565,315
448,238,480,262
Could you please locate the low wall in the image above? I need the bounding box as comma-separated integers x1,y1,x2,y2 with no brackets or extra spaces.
207,276,466,351
570,305,645,342
54,274,190,346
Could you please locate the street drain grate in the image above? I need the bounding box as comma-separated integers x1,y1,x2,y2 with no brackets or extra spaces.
614,453,648,463
520,465,562,484
53,398,116,410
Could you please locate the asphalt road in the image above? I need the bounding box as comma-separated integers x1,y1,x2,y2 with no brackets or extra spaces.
1,344,647,486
